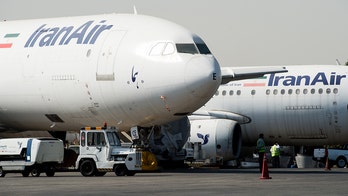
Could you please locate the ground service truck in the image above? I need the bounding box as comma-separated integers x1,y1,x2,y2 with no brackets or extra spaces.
0,138,64,177
76,127,158,176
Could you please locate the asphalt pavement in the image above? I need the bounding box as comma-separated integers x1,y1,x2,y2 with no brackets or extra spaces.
0,167,347,196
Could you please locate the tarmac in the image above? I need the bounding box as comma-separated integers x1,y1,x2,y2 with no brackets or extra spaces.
0,167,347,196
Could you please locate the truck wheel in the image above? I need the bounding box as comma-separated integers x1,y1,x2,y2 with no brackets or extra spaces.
80,160,96,176
126,171,136,176
31,168,41,177
95,172,107,176
22,169,30,177
45,166,56,177
114,164,127,176
336,156,347,168
0,167,6,177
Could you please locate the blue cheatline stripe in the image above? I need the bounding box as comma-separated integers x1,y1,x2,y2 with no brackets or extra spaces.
26,139,32,162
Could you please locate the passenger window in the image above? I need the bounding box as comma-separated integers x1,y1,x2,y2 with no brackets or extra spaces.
319,88,323,94
229,90,234,96
176,43,198,54
273,89,278,95
266,89,270,95
288,89,293,95
333,88,338,94
222,90,226,96
150,42,166,56
303,89,308,94
237,90,241,95
163,43,175,55
326,88,331,94
296,89,300,95
311,89,315,94
251,90,256,95
281,89,285,95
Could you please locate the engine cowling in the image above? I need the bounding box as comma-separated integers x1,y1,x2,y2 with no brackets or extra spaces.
189,119,242,163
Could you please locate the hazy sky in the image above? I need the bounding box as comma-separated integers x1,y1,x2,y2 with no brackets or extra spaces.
1,0,347,67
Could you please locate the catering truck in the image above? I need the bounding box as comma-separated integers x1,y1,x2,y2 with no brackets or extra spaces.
0,138,64,177
76,127,158,176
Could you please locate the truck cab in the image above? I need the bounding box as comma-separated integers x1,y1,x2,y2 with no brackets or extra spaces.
76,127,158,176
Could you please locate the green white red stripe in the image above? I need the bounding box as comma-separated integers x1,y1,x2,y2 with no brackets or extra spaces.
0,33,20,48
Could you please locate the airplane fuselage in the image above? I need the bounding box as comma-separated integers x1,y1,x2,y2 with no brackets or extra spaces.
0,14,221,132
201,65,348,146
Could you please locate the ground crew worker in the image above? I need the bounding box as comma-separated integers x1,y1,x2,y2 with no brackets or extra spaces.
256,133,265,173
270,142,280,168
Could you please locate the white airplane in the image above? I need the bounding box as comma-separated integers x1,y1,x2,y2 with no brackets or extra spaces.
0,13,223,159
189,65,348,164
0,13,287,163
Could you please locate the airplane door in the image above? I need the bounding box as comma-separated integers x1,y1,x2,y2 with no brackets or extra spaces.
96,30,126,81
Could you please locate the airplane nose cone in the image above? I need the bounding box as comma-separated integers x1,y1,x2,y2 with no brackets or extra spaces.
185,56,221,99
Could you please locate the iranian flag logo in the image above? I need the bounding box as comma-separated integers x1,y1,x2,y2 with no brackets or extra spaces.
0,33,20,48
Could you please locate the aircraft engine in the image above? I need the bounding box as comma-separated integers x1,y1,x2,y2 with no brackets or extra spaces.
148,117,190,161
189,119,242,164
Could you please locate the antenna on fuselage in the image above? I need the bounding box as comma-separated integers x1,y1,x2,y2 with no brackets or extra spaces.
133,5,138,15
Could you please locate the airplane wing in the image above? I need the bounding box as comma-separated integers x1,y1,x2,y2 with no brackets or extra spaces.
221,66,287,84
189,110,251,124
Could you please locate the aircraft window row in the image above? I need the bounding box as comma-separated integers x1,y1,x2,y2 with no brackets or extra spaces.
215,88,339,96
265,88,338,95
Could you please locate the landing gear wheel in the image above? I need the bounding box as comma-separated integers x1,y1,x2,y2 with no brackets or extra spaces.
0,167,6,177
336,156,347,168
80,160,96,176
114,164,127,176
31,168,41,177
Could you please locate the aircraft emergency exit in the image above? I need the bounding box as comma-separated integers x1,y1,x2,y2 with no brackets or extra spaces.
189,65,348,164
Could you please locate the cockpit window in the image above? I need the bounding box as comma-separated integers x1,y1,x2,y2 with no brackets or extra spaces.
163,43,175,55
176,43,199,54
150,42,166,56
196,43,211,54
